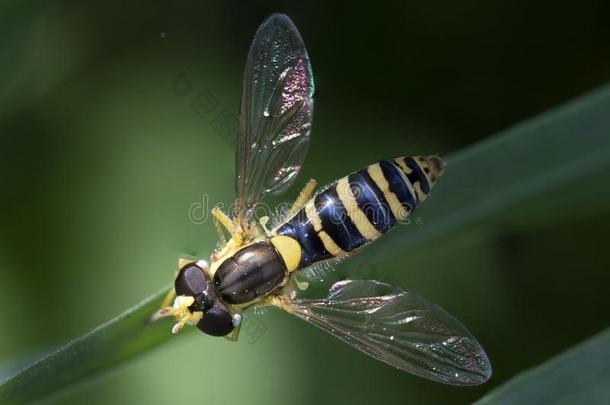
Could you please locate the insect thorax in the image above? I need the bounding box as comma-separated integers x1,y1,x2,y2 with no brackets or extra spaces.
213,241,289,305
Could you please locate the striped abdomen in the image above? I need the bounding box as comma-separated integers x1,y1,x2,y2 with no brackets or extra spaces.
276,155,444,267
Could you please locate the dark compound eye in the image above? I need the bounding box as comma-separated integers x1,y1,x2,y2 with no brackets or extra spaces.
196,304,235,336
175,263,208,297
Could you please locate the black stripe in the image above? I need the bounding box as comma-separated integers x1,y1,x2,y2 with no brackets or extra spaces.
403,157,430,194
314,186,367,252
348,170,396,233
276,212,331,267
379,160,417,213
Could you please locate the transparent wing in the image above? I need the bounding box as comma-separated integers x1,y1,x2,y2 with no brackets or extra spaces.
281,280,492,386
235,13,314,223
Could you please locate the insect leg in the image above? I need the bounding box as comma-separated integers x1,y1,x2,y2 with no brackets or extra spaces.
258,215,273,236
213,214,227,244
150,257,197,322
212,206,234,242
158,287,176,310
213,206,251,246
292,273,310,291
149,286,177,323
288,179,317,217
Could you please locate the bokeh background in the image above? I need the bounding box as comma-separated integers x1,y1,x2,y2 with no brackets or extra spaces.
2,1,610,404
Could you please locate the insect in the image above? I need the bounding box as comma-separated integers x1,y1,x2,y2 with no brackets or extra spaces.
151,13,491,386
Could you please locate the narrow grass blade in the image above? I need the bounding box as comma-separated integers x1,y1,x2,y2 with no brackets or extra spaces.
0,286,177,403
475,327,610,404
378,83,610,253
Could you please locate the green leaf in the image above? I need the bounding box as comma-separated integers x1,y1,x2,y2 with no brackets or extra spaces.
0,286,177,404
378,83,610,254
2,83,610,402
475,327,610,404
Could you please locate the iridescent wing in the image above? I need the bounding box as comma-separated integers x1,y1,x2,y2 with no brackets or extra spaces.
235,13,314,224
277,280,492,386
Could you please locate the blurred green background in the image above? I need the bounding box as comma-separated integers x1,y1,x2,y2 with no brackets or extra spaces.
2,1,610,404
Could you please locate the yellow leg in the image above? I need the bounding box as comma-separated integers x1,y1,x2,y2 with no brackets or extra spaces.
288,179,317,217
159,286,176,309
293,273,310,291
258,216,272,237
150,286,176,323
150,256,197,323
212,206,247,246
212,206,234,235
213,210,228,244
214,205,243,245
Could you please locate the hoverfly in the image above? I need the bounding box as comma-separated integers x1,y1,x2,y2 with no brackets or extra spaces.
152,13,491,386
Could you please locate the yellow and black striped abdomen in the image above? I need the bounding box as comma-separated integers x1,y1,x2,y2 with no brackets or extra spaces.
276,155,444,267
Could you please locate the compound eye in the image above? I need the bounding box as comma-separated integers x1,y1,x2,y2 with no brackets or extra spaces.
175,263,207,297
196,305,234,336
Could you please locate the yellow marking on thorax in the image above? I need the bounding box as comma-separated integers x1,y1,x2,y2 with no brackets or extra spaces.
270,235,301,272
336,177,382,240
318,231,347,256
367,163,409,220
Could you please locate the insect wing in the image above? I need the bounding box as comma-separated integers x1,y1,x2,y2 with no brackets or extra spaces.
236,13,314,222
284,280,491,385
